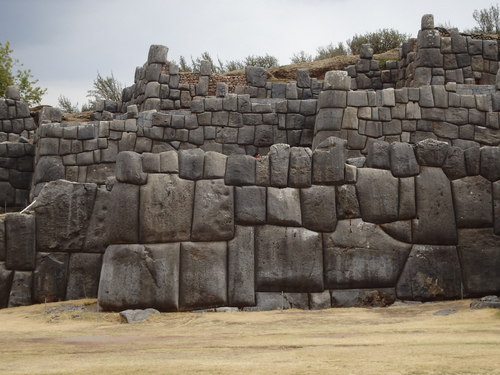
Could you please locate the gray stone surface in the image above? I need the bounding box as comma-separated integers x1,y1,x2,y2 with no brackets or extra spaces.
34,180,96,252
116,151,147,185
66,253,102,300
356,168,399,224
225,154,256,185
119,308,160,323
235,186,266,225
312,137,346,184
8,271,32,307
255,226,323,292
289,147,312,187
269,144,290,187
228,226,255,307
458,228,500,296
33,252,69,303
380,220,412,243
33,156,64,184
0,263,13,308
309,291,331,310
413,167,457,245
415,139,450,167
179,242,227,311
452,176,493,228
390,142,419,177
245,66,267,87
331,288,396,308
267,187,302,226
107,182,140,244
366,140,390,169
179,148,204,180
480,146,500,181
323,70,351,91
192,179,234,241
396,245,462,301
336,184,360,219
140,174,194,242
243,292,309,311
5,213,35,270
203,151,227,179
99,244,180,311
323,219,411,288
300,185,337,232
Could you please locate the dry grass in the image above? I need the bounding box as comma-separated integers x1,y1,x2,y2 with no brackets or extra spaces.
0,299,499,375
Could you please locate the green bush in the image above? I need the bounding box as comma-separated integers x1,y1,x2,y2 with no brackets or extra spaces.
0,41,46,106
347,29,409,55
314,42,349,60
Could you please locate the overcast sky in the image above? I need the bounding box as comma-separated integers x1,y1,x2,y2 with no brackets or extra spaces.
0,0,496,107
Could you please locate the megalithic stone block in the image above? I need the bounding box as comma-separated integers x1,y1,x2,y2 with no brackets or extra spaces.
116,151,147,185
179,242,227,311
457,228,500,296
140,174,194,243
33,252,69,303
66,253,102,300
107,182,140,244
396,245,462,301
8,271,32,307
191,179,234,241
323,219,411,289
0,263,13,308
452,176,493,228
300,185,337,232
255,225,323,292
98,244,180,311
5,213,35,270
413,167,457,245
228,226,255,307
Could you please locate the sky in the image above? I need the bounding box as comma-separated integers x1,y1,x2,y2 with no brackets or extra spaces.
0,0,496,107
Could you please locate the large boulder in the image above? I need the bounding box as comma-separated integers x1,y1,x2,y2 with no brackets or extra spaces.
323,219,411,289
228,226,255,307
452,176,493,228
412,167,457,245
139,174,194,242
300,185,337,232
8,271,32,307
356,168,399,224
255,226,324,292
5,213,35,270
179,242,227,311
191,179,234,241
98,244,180,311
34,180,97,251
396,245,462,301
267,187,302,226
458,228,500,296
66,253,102,300
107,182,139,244
33,252,69,303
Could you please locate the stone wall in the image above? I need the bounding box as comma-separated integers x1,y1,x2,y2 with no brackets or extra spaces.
346,15,500,90
1,139,499,310
0,87,36,212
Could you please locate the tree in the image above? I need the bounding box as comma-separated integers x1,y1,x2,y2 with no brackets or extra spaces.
87,72,123,104
178,56,192,72
314,42,349,60
57,95,79,113
290,50,313,64
472,4,500,33
0,41,46,106
243,54,279,68
347,29,409,55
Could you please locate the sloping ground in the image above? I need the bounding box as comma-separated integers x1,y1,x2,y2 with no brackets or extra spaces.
0,299,499,374
225,49,400,81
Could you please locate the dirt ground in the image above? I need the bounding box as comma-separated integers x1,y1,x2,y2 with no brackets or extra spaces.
0,299,499,375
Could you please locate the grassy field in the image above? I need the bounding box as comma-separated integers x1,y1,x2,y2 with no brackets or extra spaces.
0,299,499,375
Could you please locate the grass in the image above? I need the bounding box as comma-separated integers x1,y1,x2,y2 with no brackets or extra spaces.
0,299,499,374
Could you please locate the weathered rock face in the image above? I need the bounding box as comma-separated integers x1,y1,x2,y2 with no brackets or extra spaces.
396,245,462,301
98,244,180,311
0,263,13,308
412,167,457,245
255,226,323,292
34,180,97,252
66,253,102,300
33,252,69,303
323,219,411,289
5,213,35,270
179,242,227,311
458,228,500,296
191,179,234,241
107,182,140,244
452,176,493,228
356,168,399,223
228,226,255,307
139,174,194,243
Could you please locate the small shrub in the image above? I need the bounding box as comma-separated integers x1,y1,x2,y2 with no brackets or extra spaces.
347,29,409,55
